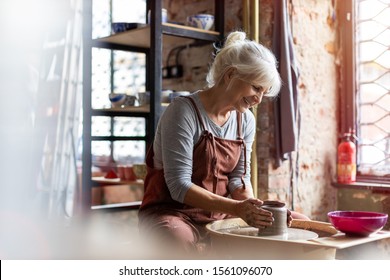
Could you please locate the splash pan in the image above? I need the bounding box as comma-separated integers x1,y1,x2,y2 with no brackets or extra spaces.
222,226,318,241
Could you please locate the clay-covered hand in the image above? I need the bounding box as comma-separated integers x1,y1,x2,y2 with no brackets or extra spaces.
235,198,274,229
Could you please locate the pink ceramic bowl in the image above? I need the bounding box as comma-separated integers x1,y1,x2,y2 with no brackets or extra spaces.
328,211,388,237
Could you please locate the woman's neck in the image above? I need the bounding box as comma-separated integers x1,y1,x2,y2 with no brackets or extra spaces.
199,87,232,126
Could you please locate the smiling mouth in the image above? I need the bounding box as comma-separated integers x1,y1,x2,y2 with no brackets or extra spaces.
243,97,251,106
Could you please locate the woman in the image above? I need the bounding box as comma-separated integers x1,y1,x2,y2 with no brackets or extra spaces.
138,31,304,256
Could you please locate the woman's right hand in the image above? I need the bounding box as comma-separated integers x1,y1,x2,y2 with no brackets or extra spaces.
235,198,274,229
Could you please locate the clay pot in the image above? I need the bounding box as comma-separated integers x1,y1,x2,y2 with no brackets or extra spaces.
258,205,288,238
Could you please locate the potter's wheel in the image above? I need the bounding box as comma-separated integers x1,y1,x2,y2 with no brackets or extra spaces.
219,226,318,241
205,218,341,259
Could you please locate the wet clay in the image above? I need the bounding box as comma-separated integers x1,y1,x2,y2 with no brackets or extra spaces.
257,205,288,238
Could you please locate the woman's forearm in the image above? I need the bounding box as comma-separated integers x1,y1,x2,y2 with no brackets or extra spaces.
183,184,273,229
230,185,254,200
183,184,240,216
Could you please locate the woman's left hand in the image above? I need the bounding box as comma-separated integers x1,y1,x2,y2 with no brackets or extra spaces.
287,208,292,227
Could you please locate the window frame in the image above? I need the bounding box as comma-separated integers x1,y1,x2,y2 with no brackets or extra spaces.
338,0,390,185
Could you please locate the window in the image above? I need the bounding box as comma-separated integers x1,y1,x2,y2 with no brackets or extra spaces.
339,0,390,184
91,0,147,167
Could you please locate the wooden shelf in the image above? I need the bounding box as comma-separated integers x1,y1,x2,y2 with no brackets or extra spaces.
332,181,390,192
94,105,150,113
96,23,220,48
92,103,170,116
92,176,144,187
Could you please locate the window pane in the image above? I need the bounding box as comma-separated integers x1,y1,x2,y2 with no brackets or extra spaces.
113,51,146,94
113,141,145,164
92,0,111,39
92,116,111,136
112,0,146,23
92,47,111,109
92,141,111,158
113,117,145,137
92,0,146,39
91,49,146,109
356,0,390,176
91,140,112,171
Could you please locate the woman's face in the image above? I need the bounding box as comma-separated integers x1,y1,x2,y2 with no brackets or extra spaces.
227,78,267,113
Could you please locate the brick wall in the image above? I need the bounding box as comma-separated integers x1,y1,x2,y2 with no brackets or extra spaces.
258,0,338,221
162,0,243,91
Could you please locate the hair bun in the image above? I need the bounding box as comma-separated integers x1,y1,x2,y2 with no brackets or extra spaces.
224,31,247,47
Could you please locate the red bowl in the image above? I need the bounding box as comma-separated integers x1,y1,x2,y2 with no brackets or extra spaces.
328,211,388,237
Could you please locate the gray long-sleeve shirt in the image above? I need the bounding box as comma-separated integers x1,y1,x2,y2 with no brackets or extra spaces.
152,91,256,203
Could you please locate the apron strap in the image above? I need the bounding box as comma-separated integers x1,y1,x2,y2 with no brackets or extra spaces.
235,112,246,188
183,96,207,132
236,111,242,140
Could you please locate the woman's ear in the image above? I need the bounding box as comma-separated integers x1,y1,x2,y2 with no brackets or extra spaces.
223,67,236,84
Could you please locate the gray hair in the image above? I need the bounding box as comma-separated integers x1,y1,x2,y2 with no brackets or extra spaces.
206,31,282,97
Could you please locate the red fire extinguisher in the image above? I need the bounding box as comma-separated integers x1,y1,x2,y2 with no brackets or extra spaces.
337,130,356,183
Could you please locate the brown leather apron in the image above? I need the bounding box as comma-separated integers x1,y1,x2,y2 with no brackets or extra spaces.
139,96,246,224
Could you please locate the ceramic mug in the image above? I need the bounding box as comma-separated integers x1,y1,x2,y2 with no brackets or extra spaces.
147,8,168,23
123,165,136,181
138,91,150,106
161,89,173,103
169,91,190,102
123,95,137,107
117,165,125,180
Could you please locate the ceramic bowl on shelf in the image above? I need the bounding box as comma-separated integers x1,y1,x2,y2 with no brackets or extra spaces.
328,210,388,237
111,22,146,34
109,93,127,107
147,8,168,24
186,14,214,30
